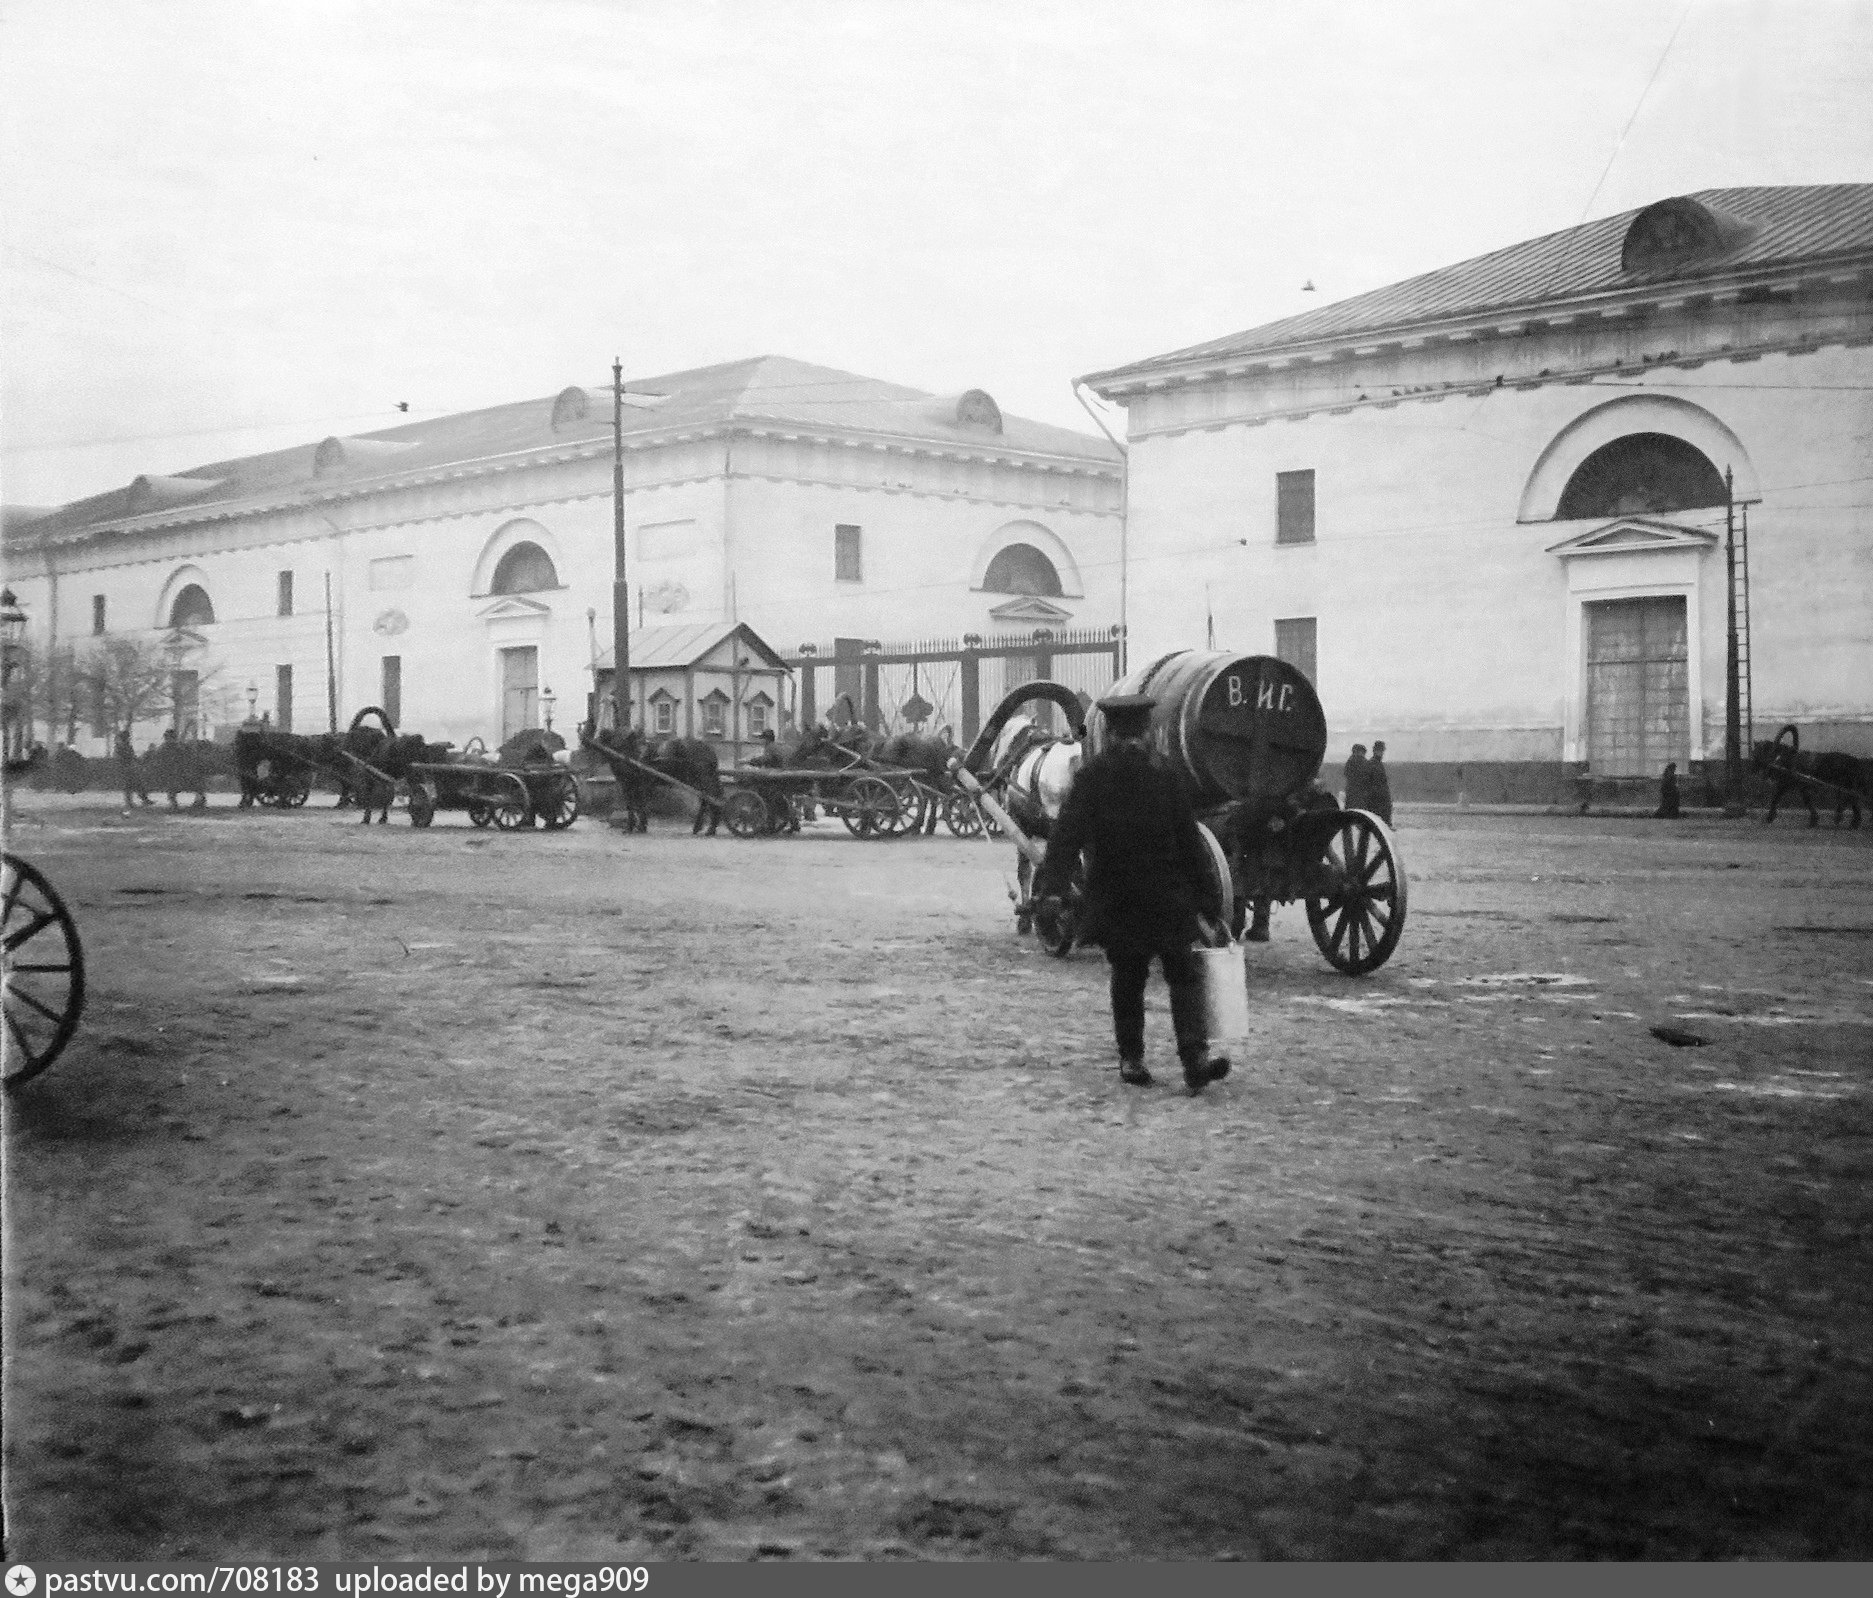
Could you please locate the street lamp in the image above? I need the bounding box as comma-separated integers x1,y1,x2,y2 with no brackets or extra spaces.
0,588,25,656
247,682,259,720
541,686,556,733
0,588,25,761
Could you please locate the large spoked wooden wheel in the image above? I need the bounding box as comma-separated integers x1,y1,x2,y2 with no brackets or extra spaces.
722,790,771,838
537,773,581,831
4,854,86,1087
1305,810,1407,975
843,776,901,838
942,792,986,838
881,786,925,836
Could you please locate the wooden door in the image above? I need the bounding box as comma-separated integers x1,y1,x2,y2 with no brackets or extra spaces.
501,647,538,743
1586,597,1688,777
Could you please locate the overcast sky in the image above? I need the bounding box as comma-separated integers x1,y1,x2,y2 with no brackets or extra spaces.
3,0,1870,508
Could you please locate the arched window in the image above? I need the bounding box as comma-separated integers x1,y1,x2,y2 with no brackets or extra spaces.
1555,433,1728,520
981,543,1063,597
169,584,215,627
491,541,559,595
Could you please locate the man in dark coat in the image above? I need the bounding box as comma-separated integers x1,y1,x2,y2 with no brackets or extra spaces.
115,728,152,811
1655,761,1682,819
1366,740,1394,824
1033,693,1231,1096
1342,744,1370,812
160,728,206,811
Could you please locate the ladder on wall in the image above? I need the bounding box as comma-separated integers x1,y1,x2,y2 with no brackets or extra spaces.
1734,501,1753,750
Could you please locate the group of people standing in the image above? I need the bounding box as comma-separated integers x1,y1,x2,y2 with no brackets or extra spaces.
113,727,206,813
1342,740,1394,823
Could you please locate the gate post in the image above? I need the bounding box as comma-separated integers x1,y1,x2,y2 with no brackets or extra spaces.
961,644,980,745
798,662,816,731
862,654,882,733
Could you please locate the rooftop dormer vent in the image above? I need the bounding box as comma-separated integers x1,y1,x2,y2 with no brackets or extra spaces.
1621,197,1753,276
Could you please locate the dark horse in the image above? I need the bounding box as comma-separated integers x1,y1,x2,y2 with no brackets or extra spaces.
584,725,724,834
790,697,958,833
1752,725,1866,828
234,707,451,823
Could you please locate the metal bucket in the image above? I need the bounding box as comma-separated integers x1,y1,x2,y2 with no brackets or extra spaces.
1194,940,1250,1042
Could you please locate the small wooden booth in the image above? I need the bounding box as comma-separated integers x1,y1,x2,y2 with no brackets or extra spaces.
589,622,793,767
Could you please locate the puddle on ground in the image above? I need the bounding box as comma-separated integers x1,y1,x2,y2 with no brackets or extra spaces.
1457,973,1595,989
1286,995,1414,1016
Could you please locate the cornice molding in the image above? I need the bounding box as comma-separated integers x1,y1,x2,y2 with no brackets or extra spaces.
1124,326,1866,443
31,416,1118,552
1090,256,1873,400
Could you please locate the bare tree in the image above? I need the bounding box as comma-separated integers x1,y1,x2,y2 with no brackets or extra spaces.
77,636,221,741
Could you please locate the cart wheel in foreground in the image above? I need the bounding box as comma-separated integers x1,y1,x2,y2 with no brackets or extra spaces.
492,800,533,830
942,792,986,838
538,775,582,831
408,788,435,828
722,790,770,838
3,853,86,1087
1305,810,1407,975
467,803,493,829
849,776,902,839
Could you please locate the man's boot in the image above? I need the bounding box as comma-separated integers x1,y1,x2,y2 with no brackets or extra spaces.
1119,1056,1152,1087
1246,900,1271,943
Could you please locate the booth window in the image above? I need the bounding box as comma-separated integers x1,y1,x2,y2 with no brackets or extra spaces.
835,525,863,583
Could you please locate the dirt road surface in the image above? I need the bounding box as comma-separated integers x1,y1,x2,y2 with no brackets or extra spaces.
5,795,1871,1560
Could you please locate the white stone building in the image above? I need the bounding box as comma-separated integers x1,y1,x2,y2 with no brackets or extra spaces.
2,357,1120,755
1084,186,1873,800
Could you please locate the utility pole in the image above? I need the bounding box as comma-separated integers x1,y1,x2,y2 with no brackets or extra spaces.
324,571,339,733
1723,465,1743,817
611,358,631,734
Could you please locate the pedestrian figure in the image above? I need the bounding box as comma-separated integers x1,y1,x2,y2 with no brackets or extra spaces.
161,728,207,811
1342,743,1370,811
1367,740,1394,824
1033,692,1232,1096
115,728,152,811
1575,764,1593,815
1655,761,1681,819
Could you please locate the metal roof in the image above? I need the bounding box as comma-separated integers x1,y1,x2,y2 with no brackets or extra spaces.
12,356,1118,548
592,621,786,673
1086,185,1873,390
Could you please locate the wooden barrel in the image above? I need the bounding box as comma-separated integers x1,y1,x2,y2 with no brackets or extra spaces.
1091,650,1327,810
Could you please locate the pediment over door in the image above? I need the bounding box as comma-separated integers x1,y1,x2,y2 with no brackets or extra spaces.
988,595,1075,624
1545,517,1720,560
476,595,554,621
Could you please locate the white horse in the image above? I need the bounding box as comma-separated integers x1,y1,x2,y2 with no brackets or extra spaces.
987,713,1083,930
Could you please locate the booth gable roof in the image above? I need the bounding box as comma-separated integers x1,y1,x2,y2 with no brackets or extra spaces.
593,620,786,673
1085,185,1873,390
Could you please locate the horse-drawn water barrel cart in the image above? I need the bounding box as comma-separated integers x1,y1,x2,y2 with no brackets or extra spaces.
2,852,86,1087
951,650,1407,975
